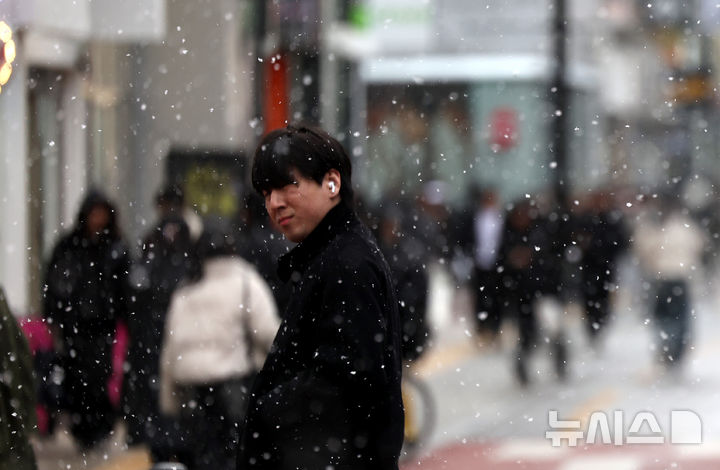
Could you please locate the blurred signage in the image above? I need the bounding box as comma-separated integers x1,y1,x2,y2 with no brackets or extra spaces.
642,0,691,25
184,165,239,218
671,72,714,104
90,0,166,43
699,0,720,34
0,21,16,94
0,0,165,43
0,0,91,38
488,107,518,152
269,0,320,48
166,149,247,222
434,0,552,54
349,0,433,54
602,0,638,28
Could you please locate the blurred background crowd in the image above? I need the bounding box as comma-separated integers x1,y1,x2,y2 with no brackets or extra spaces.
3,1,720,469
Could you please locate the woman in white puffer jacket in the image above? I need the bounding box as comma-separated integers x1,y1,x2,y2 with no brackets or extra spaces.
159,230,280,470
633,196,706,370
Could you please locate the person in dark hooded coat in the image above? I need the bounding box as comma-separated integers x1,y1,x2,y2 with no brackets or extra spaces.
42,190,131,448
377,207,430,363
237,125,404,470
124,185,195,446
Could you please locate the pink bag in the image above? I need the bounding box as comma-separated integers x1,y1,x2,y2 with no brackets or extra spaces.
107,320,129,408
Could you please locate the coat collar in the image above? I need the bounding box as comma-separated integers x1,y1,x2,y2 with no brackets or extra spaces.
278,203,356,283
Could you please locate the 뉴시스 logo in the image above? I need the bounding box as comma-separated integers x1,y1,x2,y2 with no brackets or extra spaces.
546,410,702,446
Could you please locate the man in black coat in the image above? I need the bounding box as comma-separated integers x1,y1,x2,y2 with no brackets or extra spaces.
125,185,195,447
237,125,404,469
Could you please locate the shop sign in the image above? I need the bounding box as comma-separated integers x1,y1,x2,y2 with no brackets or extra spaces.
350,0,433,54
0,21,16,94
489,107,518,152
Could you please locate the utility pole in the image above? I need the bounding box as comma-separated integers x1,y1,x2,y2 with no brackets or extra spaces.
253,0,267,135
550,0,568,209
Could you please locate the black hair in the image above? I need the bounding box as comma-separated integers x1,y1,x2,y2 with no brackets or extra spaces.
75,188,121,242
251,125,354,208
195,228,238,262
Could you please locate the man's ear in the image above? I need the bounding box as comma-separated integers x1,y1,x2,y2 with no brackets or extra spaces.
325,169,341,198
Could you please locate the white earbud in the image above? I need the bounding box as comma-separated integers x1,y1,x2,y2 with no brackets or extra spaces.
329,181,336,193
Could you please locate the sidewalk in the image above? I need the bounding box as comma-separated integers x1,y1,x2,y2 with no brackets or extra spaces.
32,277,473,470
401,439,720,470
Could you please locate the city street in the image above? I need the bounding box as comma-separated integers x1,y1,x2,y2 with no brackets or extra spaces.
32,263,720,470
402,266,720,469
5,2,720,470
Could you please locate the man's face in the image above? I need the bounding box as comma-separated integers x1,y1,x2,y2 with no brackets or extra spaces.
263,169,339,243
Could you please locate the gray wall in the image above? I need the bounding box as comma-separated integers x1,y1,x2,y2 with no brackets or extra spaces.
125,0,255,243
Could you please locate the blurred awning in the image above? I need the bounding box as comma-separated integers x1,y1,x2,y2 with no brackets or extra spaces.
0,0,165,43
359,54,550,83
89,0,165,43
357,54,597,89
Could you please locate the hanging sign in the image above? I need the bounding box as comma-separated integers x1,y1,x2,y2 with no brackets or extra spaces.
489,107,518,152
0,21,16,94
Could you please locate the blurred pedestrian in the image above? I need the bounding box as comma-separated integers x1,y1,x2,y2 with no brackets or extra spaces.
42,189,131,449
577,191,629,343
498,197,570,385
124,184,196,445
453,186,505,341
238,125,404,469
159,229,279,470
1,286,38,470
499,200,538,385
378,207,431,363
529,192,570,380
155,183,203,242
634,195,706,369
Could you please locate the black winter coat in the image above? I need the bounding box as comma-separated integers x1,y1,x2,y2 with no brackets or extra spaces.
42,191,130,446
238,204,404,470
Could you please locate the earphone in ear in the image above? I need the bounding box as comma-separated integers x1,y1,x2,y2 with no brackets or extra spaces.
329,181,336,193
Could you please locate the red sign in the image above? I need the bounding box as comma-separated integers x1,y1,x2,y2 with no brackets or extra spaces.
489,107,518,152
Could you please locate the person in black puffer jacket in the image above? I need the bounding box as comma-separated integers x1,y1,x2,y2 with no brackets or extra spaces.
42,189,131,449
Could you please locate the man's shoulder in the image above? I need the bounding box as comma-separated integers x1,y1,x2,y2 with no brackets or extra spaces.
320,225,388,275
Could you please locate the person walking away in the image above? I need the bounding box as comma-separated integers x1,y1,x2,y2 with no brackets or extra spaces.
159,229,279,470
528,192,571,380
377,207,431,363
238,125,404,469
154,183,204,242
577,191,630,344
498,200,542,386
1,286,38,470
459,187,505,341
42,190,131,449
634,196,705,370
124,185,195,446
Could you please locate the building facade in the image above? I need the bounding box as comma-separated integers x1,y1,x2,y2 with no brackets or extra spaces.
0,0,257,315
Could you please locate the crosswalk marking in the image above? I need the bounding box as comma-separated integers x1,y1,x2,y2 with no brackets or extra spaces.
403,438,720,469
558,455,640,470
676,440,720,458
493,439,570,461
